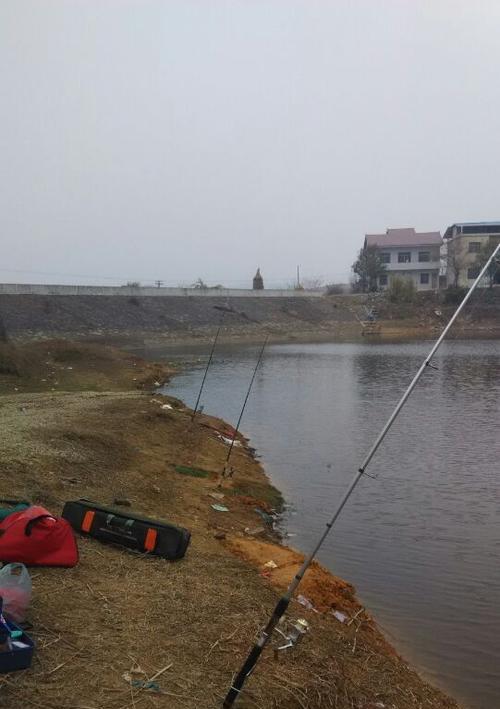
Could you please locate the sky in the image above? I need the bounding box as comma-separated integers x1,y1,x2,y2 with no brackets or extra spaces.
1,1,500,288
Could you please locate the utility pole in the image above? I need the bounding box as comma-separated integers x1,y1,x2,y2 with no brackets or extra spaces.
155,280,163,288
296,265,300,289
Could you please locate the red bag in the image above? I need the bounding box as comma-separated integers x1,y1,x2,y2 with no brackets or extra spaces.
0,506,78,567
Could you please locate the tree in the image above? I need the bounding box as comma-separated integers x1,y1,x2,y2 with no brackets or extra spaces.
352,245,386,292
445,239,467,288
475,240,500,288
301,277,324,291
191,278,209,290
325,283,345,295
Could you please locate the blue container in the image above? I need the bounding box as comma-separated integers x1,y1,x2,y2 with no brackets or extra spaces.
0,620,34,673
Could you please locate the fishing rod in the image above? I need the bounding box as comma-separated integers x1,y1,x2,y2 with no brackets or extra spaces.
222,336,269,477
222,243,500,708
191,319,224,421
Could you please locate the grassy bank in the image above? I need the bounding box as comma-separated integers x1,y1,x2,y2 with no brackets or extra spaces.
0,341,460,709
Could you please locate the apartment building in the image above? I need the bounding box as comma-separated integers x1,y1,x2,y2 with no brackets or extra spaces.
443,222,500,287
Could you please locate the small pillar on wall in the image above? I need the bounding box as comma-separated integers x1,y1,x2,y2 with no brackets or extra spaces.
252,268,264,290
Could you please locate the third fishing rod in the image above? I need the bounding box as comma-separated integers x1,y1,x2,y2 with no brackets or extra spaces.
222,242,500,707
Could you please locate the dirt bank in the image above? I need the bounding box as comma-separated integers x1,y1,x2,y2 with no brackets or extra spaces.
0,341,460,709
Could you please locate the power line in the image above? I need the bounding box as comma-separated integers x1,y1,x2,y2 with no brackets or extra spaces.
0,267,352,287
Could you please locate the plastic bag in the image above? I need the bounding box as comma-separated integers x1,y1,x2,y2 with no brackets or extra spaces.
0,563,32,623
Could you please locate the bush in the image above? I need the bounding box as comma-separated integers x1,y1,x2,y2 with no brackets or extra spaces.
325,283,344,295
0,345,19,375
387,276,417,303
443,286,468,305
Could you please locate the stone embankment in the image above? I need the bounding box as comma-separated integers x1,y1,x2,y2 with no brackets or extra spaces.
0,287,499,343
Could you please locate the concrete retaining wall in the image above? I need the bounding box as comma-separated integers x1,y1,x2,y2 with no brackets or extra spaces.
0,283,324,298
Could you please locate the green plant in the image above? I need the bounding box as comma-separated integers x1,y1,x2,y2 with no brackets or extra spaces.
386,276,417,303
475,240,500,288
352,245,386,292
443,285,468,304
325,283,344,295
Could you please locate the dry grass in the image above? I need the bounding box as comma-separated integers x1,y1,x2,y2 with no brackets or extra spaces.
0,340,173,396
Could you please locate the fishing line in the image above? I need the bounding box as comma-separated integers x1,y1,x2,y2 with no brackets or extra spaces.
191,317,224,421
222,336,269,477
222,242,500,707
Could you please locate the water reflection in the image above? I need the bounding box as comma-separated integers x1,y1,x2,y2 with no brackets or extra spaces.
160,340,500,709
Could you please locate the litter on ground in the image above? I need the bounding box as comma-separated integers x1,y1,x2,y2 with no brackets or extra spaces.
211,504,229,512
219,435,242,447
254,507,275,527
332,610,348,623
297,594,317,612
244,526,265,536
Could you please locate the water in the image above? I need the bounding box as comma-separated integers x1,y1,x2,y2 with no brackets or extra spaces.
157,339,499,708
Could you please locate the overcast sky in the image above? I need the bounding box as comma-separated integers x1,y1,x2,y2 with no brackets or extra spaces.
1,1,499,288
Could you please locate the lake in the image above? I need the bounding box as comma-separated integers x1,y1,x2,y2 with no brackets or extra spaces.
153,339,499,709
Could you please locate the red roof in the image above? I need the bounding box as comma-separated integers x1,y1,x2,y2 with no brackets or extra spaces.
365,228,442,248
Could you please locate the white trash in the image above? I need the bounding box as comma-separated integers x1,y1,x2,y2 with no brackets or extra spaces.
0,563,32,623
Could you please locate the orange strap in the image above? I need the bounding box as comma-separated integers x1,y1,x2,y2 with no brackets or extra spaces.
82,510,95,533
144,528,157,552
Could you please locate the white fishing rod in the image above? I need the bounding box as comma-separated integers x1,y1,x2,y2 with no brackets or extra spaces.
222,243,500,708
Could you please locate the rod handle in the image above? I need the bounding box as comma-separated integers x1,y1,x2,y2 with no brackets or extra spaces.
222,596,290,707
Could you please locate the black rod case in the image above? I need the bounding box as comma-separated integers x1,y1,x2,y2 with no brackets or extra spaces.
62,498,190,560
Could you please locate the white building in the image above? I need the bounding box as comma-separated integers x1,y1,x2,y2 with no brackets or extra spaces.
365,228,442,291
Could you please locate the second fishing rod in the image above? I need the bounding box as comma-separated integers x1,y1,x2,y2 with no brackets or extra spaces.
222,336,268,478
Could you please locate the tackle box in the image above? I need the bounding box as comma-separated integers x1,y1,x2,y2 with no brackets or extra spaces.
0,620,34,673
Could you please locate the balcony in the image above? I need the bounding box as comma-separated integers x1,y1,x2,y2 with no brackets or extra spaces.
385,261,440,271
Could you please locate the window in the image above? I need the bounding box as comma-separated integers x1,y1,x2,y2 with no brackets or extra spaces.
398,252,411,263
468,241,481,253
379,274,388,286
467,266,480,279
420,273,429,285
418,251,430,262
463,224,500,234
380,252,391,264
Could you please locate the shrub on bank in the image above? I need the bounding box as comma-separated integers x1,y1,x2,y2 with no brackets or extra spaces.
325,283,344,295
386,277,417,303
442,286,468,305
